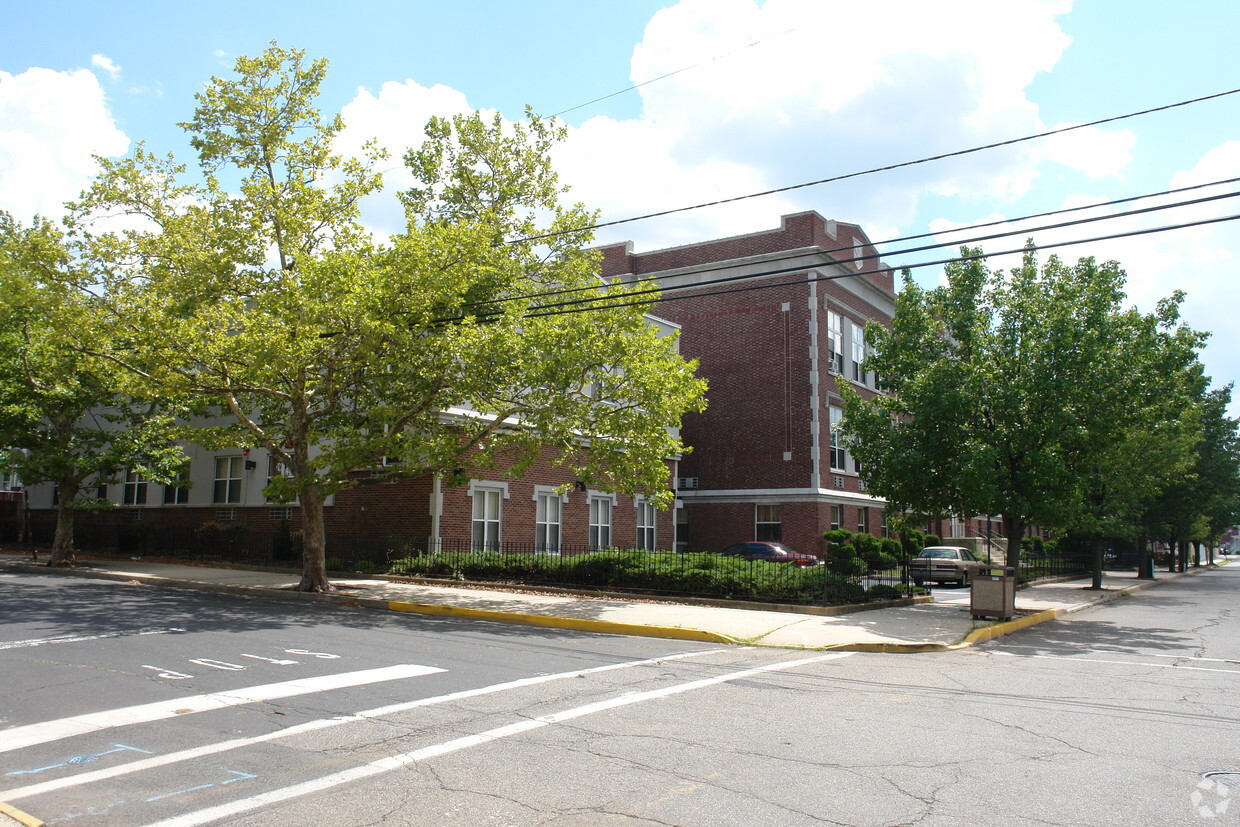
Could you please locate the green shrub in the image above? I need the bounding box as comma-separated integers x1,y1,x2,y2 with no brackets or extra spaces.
354,559,376,574
866,584,903,600
325,556,345,571
924,534,941,547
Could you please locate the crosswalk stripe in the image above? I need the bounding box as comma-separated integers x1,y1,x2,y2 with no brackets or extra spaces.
0,664,445,754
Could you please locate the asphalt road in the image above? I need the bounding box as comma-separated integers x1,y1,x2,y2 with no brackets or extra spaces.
1,565,1236,826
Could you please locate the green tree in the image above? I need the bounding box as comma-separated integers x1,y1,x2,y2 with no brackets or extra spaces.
0,213,185,566
63,44,705,592
1057,294,1206,587
840,246,1199,575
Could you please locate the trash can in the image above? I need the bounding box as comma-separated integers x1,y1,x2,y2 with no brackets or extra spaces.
971,566,1016,621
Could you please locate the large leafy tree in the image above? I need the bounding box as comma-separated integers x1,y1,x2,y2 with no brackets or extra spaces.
0,213,184,566
1142,384,1240,570
840,246,1203,575
63,44,705,592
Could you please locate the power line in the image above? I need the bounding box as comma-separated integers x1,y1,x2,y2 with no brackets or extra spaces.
515,211,1240,321
549,28,798,120
462,177,1240,314
517,86,1240,244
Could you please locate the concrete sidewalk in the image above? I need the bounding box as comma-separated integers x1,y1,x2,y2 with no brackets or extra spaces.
0,552,1225,651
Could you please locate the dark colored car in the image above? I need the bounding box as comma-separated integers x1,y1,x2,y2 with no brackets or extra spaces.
909,546,986,586
718,541,822,566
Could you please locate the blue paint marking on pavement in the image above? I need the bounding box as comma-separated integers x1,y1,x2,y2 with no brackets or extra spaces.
5,743,156,776
143,769,258,802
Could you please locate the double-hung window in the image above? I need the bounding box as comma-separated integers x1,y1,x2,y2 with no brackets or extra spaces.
635,499,656,550
470,483,505,551
851,323,867,383
831,504,843,532
755,504,781,542
163,467,190,505
123,470,147,506
589,495,613,550
534,488,562,553
214,456,243,504
829,406,848,472
827,311,844,374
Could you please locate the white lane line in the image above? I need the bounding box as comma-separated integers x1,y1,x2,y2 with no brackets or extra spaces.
2,649,726,802
1031,654,1240,674
0,664,445,755
1000,645,1240,665
142,652,853,827
0,628,187,650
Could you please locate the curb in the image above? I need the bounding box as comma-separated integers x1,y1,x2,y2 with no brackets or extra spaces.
0,558,1217,651
0,801,43,827
820,565,1210,653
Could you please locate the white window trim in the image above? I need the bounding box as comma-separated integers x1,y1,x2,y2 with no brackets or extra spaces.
588,490,616,550
468,480,509,551
533,485,566,554
634,496,657,550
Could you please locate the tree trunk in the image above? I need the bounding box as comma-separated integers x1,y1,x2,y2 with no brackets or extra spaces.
1090,535,1105,590
298,489,333,592
48,505,78,567
1001,514,1024,575
1136,533,1154,579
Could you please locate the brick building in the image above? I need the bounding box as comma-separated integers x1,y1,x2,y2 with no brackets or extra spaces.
599,211,986,555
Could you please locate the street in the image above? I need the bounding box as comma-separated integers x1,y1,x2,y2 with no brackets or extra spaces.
2,566,1237,826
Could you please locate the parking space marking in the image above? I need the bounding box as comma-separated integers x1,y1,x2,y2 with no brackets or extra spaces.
0,663,445,754
2,648,727,803
0,628,187,650
142,652,854,827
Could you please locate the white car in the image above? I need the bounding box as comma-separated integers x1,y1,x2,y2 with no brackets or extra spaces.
910,546,987,587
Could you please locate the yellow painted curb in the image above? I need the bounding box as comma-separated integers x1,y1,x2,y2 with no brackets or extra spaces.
386,600,738,644
0,801,44,827
962,608,1066,645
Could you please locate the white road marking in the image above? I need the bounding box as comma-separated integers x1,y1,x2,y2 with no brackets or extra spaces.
0,628,187,650
141,652,853,827
2,649,727,802
1031,654,1240,674
0,664,444,755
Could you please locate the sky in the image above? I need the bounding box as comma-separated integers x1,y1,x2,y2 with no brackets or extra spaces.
2,0,1239,411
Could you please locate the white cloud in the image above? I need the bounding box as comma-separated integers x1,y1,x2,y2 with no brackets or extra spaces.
0,67,129,222
90,53,122,83
548,0,1093,252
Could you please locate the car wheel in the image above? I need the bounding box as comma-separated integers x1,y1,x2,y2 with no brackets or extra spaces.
960,572,970,587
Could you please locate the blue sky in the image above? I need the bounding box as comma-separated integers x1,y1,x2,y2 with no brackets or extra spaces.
3,0,1239,410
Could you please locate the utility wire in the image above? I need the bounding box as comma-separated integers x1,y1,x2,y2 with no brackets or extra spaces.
529,187,1240,314
550,28,798,119
514,212,1240,320
459,176,1240,314
517,86,1240,244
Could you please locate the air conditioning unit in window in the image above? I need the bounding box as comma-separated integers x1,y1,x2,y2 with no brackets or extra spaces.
678,477,699,490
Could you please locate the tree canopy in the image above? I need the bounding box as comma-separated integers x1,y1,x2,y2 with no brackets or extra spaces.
54,43,705,591
840,246,1215,575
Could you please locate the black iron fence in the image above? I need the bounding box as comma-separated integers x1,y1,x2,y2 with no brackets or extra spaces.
17,518,1102,605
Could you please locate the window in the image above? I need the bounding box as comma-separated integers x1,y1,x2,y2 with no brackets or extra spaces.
266,456,295,504
826,311,844,374
0,472,19,491
163,467,190,505
534,488,562,553
858,507,868,535
471,485,503,551
589,495,613,550
829,406,848,472
123,470,147,506
755,504,781,542
214,456,243,504
881,512,889,538
636,499,656,550
851,323,867,383
831,504,843,532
